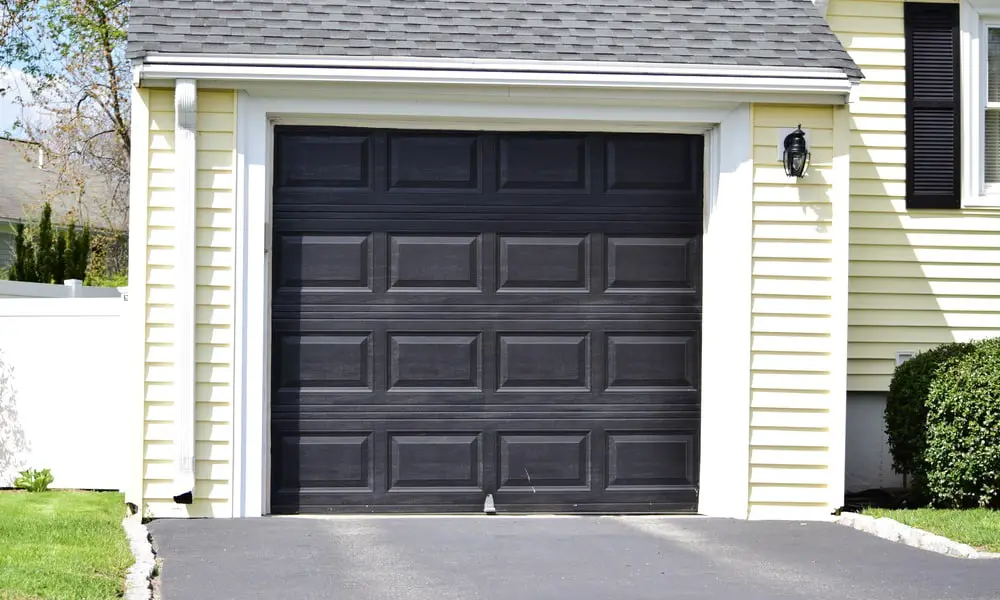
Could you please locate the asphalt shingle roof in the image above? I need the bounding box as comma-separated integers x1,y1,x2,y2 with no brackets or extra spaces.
128,0,862,79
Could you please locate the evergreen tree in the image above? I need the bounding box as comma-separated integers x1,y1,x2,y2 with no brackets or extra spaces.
10,223,35,282
7,203,90,283
34,204,54,284
53,231,66,284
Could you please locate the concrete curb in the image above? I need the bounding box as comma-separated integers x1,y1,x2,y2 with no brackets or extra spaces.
123,516,156,600
837,512,1000,560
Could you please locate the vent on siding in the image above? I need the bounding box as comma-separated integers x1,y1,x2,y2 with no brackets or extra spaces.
905,2,961,209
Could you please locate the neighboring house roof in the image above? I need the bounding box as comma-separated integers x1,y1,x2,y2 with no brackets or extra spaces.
0,138,110,227
127,0,862,79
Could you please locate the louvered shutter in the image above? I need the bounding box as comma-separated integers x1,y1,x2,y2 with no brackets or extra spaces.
905,2,961,209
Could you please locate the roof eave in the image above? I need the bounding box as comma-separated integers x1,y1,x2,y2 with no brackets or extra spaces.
133,54,854,101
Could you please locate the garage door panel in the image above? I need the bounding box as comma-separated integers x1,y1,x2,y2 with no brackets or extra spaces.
274,188,704,212
497,134,589,192
271,127,702,514
388,234,483,291
275,233,373,291
271,418,698,513
275,132,372,189
273,332,374,392
388,131,482,191
605,236,699,293
604,135,702,193
272,231,700,308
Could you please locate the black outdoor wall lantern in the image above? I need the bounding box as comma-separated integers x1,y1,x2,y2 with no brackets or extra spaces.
783,125,810,178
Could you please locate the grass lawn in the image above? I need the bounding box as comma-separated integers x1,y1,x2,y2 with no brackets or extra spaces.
864,508,1000,553
0,491,133,600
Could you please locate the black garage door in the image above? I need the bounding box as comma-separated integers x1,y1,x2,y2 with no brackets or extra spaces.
270,126,703,514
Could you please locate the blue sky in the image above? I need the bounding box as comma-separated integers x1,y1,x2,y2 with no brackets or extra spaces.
0,68,37,135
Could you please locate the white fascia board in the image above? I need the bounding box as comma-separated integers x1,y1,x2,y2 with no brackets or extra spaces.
135,56,852,98
142,53,848,80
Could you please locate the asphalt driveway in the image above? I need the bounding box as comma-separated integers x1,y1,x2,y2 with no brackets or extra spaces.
149,516,999,600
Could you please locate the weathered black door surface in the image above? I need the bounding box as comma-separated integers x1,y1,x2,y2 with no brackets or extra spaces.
271,127,703,514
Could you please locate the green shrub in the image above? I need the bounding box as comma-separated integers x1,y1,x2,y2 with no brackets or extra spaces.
924,338,1000,508
884,342,976,491
14,468,54,492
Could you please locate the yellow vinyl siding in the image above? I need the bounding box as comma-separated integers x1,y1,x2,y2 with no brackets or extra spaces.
828,0,1000,391
748,105,838,519
142,89,237,518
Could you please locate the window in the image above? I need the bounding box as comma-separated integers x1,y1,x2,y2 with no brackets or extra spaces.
960,0,1000,206
986,27,1000,191
908,1,1000,208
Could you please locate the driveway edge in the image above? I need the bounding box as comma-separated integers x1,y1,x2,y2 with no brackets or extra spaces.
837,512,1000,560
123,515,157,600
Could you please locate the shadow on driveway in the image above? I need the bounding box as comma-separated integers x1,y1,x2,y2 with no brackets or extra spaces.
149,516,998,600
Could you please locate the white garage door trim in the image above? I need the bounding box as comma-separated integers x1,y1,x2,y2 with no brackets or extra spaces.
231,84,753,519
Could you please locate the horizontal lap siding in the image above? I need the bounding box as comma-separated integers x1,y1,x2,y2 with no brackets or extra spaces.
143,89,236,518
749,105,837,519
828,0,1000,392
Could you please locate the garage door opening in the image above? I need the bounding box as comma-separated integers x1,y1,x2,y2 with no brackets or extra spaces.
269,126,703,514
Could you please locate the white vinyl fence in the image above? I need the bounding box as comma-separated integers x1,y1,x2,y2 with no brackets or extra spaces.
0,279,123,298
0,282,129,490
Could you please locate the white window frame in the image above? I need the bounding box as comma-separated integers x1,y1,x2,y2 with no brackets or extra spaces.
961,0,1000,206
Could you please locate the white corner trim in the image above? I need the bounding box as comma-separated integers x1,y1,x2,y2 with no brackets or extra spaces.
697,105,753,519
241,97,270,518
231,90,249,518
173,78,197,500
828,106,851,513
235,91,755,518
126,86,150,509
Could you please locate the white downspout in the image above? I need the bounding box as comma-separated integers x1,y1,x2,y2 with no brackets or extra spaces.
173,78,197,503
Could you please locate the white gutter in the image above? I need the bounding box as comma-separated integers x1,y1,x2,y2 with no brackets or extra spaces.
134,55,853,97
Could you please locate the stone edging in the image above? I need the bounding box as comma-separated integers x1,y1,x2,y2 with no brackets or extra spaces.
837,511,1000,560
122,516,157,600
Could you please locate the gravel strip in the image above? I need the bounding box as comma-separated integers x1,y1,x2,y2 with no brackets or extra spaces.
837,512,1000,560
123,516,157,600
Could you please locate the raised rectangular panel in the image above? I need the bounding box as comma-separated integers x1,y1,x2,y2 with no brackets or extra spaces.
278,234,371,290
498,134,587,190
499,433,590,490
606,334,696,390
389,132,479,189
277,133,369,188
606,433,694,489
498,236,588,291
389,434,482,490
389,235,481,290
276,434,371,491
389,334,481,390
498,334,590,390
606,237,696,292
605,135,695,191
278,334,372,390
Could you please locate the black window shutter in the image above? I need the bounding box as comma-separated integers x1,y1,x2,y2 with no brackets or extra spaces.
905,2,961,209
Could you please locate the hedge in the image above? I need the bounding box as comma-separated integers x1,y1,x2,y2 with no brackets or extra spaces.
924,338,1000,508
884,342,976,493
